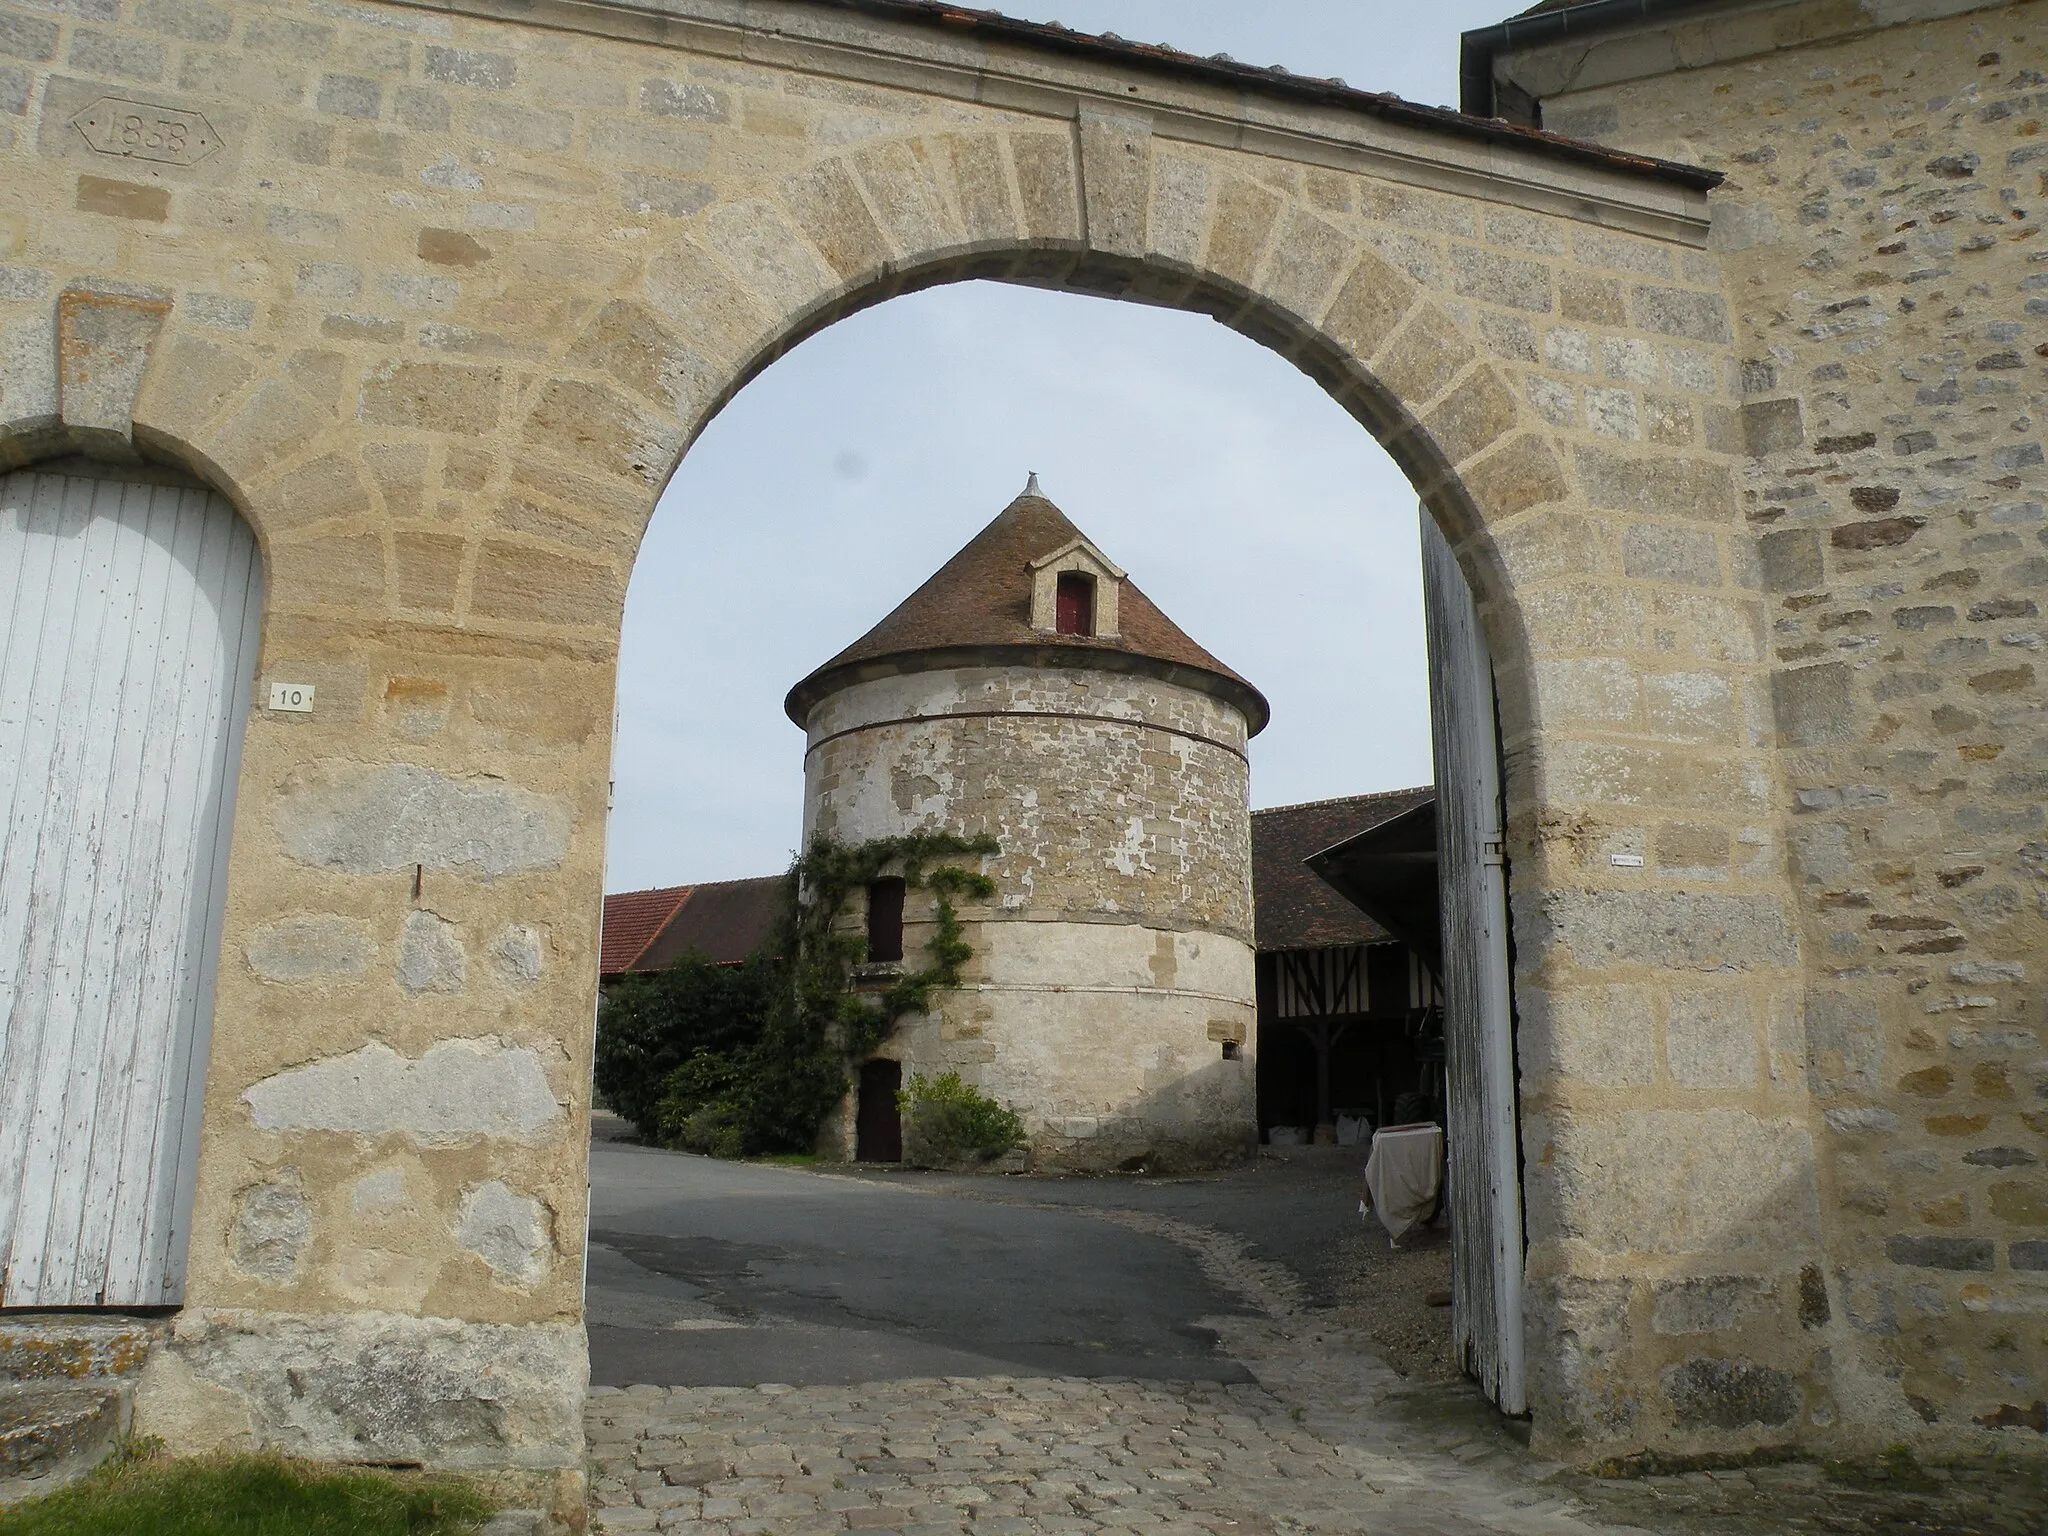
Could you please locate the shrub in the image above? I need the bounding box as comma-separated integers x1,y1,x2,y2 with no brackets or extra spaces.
899,1071,1025,1168
593,951,779,1140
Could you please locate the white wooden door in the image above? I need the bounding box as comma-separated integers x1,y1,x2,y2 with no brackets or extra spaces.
0,470,262,1307
1420,509,1527,1415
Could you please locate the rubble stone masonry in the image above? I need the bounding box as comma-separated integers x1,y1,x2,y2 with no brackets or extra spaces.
1494,0,2048,1461
801,664,1259,1171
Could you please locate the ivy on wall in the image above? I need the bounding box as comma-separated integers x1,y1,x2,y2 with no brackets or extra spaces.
789,831,999,1061
594,832,997,1157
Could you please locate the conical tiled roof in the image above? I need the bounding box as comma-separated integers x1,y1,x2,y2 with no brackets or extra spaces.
785,486,1269,733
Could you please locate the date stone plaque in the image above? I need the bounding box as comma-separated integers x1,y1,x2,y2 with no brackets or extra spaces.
72,97,222,168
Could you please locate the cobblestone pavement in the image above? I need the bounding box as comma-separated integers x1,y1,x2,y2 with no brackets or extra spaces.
586,1166,2047,1535
584,1357,1606,1536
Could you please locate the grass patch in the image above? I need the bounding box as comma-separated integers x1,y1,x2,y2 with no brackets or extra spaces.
748,1152,819,1167
0,1445,494,1536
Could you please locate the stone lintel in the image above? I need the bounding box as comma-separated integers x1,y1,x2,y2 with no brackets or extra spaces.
382,0,1714,247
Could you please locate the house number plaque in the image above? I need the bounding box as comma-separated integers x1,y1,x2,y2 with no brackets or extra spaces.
72,97,222,167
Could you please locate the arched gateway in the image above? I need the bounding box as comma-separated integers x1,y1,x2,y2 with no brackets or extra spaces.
0,0,1848,1506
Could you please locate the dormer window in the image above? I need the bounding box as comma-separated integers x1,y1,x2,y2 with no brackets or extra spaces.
1055,571,1095,636
1029,536,1124,638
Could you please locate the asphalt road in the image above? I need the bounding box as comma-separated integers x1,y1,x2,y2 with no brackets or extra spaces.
584,1135,1268,1390
839,1152,1370,1306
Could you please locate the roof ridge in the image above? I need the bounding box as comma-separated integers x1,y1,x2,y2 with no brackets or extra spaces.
603,881,692,900
1253,786,1433,818
790,1,1720,191
603,872,785,899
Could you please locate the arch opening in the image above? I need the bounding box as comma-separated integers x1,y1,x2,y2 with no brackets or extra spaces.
599,263,1526,1408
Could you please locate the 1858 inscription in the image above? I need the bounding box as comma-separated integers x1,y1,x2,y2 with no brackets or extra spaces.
72,98,222,168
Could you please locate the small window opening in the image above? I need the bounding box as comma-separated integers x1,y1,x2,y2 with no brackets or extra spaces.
1055,571,1095,636
1221,1040,1243,1061
866,877,906,964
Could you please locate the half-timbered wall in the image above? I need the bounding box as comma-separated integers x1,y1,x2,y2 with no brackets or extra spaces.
1273,945,1372,1021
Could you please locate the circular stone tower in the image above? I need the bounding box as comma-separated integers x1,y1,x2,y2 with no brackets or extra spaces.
786,479,1269,1171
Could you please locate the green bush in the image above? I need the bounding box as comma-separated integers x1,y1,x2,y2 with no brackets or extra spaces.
593,950,780,1140
899,1071,1025,1168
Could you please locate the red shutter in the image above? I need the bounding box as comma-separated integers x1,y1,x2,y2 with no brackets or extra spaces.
1055,572,1095,636
866,878,906,963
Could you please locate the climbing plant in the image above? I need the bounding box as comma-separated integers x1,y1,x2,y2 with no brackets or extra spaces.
781,830,1000,1063
596,831,998,1157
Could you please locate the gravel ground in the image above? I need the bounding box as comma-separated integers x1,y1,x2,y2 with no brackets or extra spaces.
1319,1217,1457,1385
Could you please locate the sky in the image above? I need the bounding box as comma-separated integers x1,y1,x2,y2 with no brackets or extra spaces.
605,2,1518,892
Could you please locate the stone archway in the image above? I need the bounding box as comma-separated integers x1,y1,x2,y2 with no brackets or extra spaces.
0,0,1815,1493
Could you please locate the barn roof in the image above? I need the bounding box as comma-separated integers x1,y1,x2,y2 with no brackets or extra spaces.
1252,788,1435,953
599,876,784,979
784,485,1268,732
599,885,692,977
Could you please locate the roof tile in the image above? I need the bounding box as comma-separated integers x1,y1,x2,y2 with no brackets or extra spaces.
599,885,692,977
785,488,1268,731
1253,788,1434,951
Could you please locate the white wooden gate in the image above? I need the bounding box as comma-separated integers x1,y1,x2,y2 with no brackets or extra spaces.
0,469,262,1308
1420,509,1527,1415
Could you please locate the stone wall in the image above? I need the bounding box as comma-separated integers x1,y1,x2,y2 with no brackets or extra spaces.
1493,0,2048,1459
802,664,1258,1170
0,0,1825,1470
804,666,1254,937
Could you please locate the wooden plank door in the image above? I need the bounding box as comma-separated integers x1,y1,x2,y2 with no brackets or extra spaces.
856,1059,902,1163
0,470,262,1308
1419,509,1527,1415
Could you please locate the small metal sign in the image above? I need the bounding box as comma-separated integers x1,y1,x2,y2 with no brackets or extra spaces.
267,681,315,713
72,97,222,167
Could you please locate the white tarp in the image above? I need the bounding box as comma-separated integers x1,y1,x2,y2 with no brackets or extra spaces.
1363,1123,1443,1245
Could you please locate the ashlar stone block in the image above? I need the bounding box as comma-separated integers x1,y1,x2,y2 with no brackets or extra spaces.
1258,208,1353,325
938,133,1016,246
1147,153,1211,270
1665,987,1762,1090
1007,133,1079,243
1204,176,1282,290
853,139,963,262
1539,1107,1818,1257
1076,105,1151,260
1421,366,1519,469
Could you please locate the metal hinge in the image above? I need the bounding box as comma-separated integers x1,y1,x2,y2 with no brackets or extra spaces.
1481,839,1506,868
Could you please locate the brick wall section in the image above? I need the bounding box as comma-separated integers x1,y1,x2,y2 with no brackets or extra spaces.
1517,0,2048,1452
